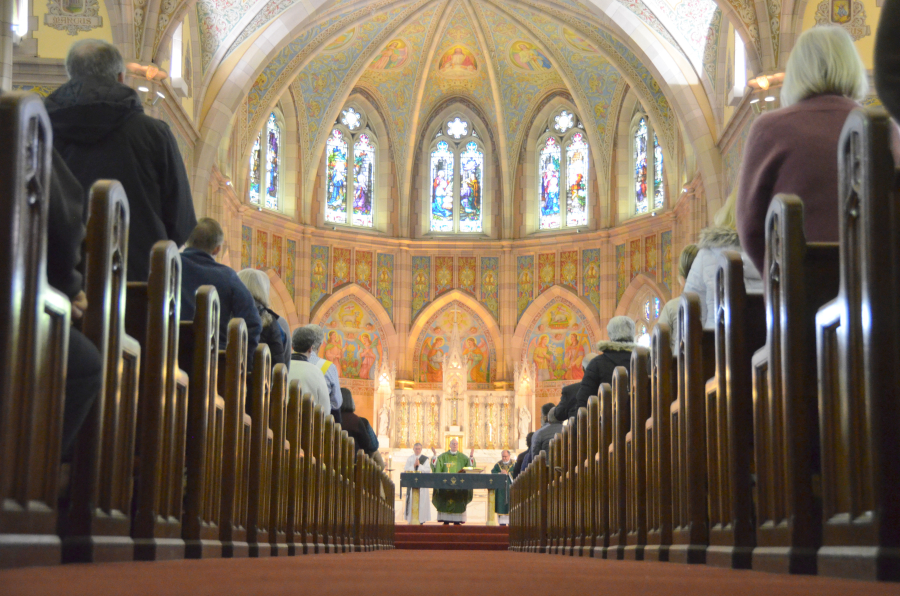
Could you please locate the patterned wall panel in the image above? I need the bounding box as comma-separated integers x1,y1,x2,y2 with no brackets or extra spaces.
256,231,268,269
615,243,628,304
412,256,431,321
480,256,500,323
355,250,374,293
241,225,252,270
376,253,394,320
660,230,673,290
538,253,556,295
332,247,352,288
458,257,477,295
644,235,657,281
629,238,642,280
517,255,535,321
581,248,601,313
285,239,296,301
523,297,597,383
434,256,454,297
560,250,578,293
272,235,283,277
310,245,330,310
316,295,388,380
414,300,495,386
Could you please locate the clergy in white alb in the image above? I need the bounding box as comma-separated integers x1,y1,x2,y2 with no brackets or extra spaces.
404,443,432,523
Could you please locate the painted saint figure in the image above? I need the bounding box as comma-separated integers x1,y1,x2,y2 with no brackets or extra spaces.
463,337,488,383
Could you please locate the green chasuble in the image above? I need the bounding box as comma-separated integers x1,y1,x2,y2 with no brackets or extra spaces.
491,461,514,514
431,451,474,514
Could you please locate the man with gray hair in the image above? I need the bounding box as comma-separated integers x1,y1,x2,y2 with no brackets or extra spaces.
286,327,331,414
572,316,637,412
45,39,196,281
302,324,342,423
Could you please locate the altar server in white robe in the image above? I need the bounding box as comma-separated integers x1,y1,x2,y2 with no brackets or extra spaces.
404,442,432,523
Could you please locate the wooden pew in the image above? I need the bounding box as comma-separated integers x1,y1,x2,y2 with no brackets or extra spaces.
0,93,71,569
60,180,140,563
705,252,764,569
564,417,577,555
548,431,561,554
218,318,250,558
752,194,839,574
267,364,289,556
246,346,273,557
353,450,367,552
607,368,629,560
625,347,651,560
180,286,223,559
646,323,674,562
669,293,714,564
815,108,900,581
284,385,305,556
125,241,189,561
309,406,327,554
575,406,588,556
321,415,335,553
585,396,600,557
593,383,613,558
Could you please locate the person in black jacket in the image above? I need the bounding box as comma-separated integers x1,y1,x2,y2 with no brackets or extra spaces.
571,316,637,413
339,388,378,456
552,352,599,422
511,432,534,479
237,268,290,370
875,0,900,123
179,218,262,359
45,39,197,282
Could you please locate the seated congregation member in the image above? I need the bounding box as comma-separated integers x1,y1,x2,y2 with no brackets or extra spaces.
683,191,762,328
657,244,698,351
552,352,598,422
47,150,102,468
532,406,564,457
237,269,289,370
491,450,515,525
286,326,330,413
875,0,900,123
339,387,378,455
45,39,196,282
179,218,261,358
572,316,637,409
528,403,556,459
404,443,432,524
736,25,868,273
512,432,534,479
305,324,343,424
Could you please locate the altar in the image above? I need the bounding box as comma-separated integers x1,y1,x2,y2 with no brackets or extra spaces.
400,473,511,526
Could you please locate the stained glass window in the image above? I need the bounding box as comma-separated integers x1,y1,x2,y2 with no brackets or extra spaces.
654,296,661,318
264,113,280,210
642,296,662,335
430,140,454,232
634,118,649,214
554,110,575,133
352,134,375,228
341,107,362,130
447,117,468,139
459,142,483,233
566,133,588,228
653,133,664,209
248,135,261,205
325,129,348,224
539,136,561,230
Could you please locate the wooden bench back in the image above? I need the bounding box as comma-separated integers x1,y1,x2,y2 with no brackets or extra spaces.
218,318,249,557
646,322,674,560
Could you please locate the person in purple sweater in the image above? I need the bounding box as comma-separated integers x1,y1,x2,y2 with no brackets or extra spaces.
736,26,868,273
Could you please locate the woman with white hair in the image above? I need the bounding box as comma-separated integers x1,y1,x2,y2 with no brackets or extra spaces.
736,25,868,273
237,269,291,370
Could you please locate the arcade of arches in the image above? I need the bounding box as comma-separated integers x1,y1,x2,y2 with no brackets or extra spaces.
6,0,888,522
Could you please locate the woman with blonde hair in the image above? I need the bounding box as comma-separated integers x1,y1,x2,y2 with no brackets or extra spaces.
684,190,763,328
237,268,291,370
737,25,868,272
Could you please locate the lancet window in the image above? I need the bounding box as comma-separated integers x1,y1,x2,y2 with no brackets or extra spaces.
538,109,590,231
429,116,485,234
633,113,665,214
248,111,282,210
325,106,376,228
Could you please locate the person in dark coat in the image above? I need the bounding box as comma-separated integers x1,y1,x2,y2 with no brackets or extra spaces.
875,0,900,122
552,352,599,422
532,407,564,457
236,269,289,371
512,432,534,479
179,218,261,359
45,39,197,282
571,316,637,412
339,388,378,456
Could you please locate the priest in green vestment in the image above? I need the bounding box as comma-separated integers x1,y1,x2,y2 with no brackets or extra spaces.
491,450,514,525
431,439,476,524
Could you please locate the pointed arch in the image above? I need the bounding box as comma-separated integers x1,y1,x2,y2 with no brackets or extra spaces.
615,273,672,316
511,285,603,366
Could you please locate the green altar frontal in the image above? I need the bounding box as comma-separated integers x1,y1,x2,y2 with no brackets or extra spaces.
400,473,511,525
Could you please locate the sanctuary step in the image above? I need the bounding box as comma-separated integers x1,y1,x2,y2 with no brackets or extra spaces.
395,525,509,551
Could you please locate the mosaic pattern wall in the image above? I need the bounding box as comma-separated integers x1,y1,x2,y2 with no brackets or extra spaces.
310,245,330,310
332,247,352,288
538,253,556,295
629,238,642,280
644,235,657,280
413,300,495,387
241,225,252,269
355,250,374,293
560,250,578,293
285,239,296,300
582,248,601,312
434,256,454,297
412,256,431,320
458,257,477,295
660,231,673,290
522,297,596,383
272,235,283,277
480,257,500,322
256,231,268,268
316,295,387,380
517,255,535,321
615,243,628,303
376,253,394,320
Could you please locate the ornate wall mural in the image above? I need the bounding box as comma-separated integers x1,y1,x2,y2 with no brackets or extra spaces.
310,245,330,310
814,0,870,41
285,239,296,300
369,39,411,70
523,297,596,384
272,235,283,277
256,230,268,268
582,248,601,312
376,253,394,319
480,256,500,322
660,230,673,290
560,250,578,293
413,301,495,386
615,243,628,304
517,255,535,321
355,250,374,292
644,235,657,281
458,257,477,295
538,253,556,295
412,256,431,320
316,296,388,380
332,247,352,288
241,225,252,269
434,256,454,296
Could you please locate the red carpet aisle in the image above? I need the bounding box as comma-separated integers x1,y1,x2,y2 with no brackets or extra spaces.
394,524,509,550
4,551,900,596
